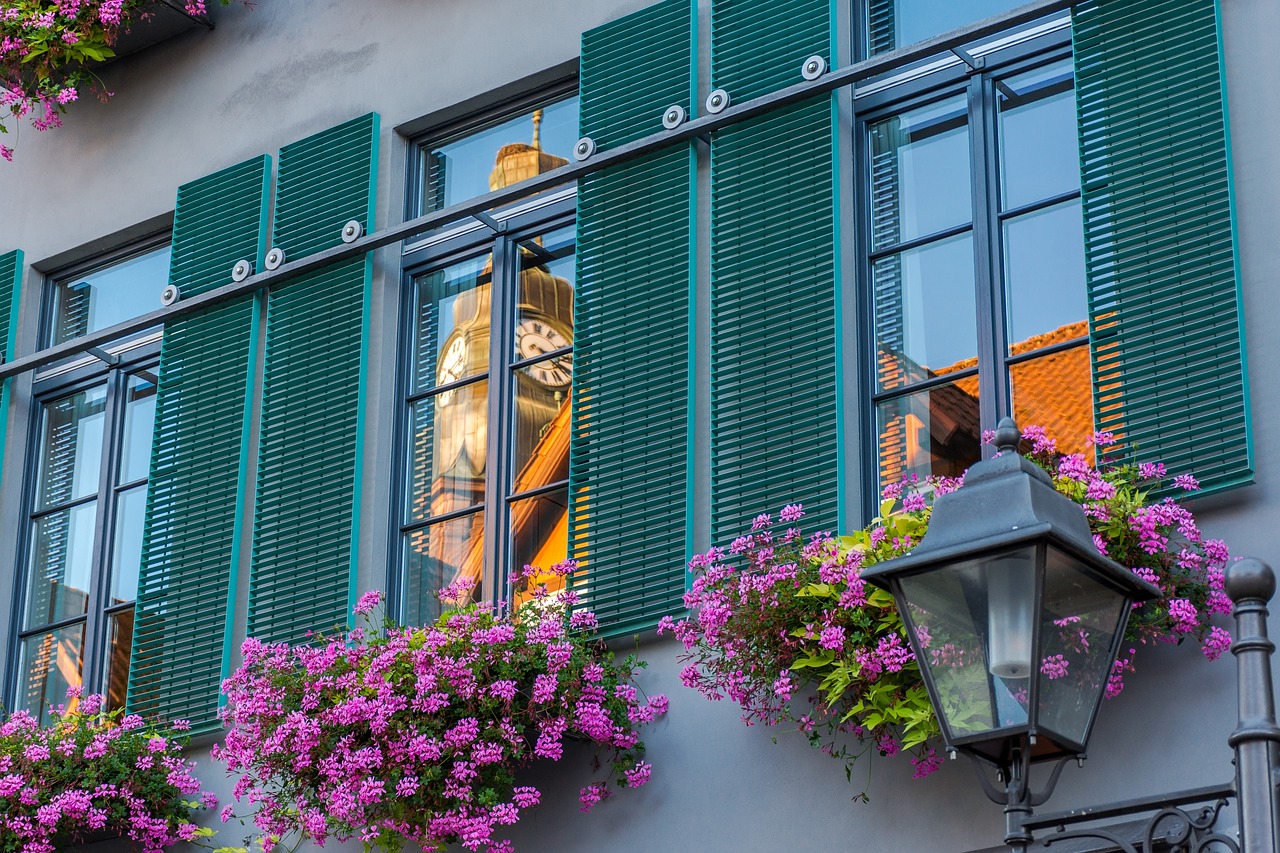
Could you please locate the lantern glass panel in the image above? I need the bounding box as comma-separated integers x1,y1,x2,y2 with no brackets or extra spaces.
898,545,1038,737
1036,545,1128,746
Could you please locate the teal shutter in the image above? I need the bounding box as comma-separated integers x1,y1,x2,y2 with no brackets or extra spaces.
0,250,22,464
248,114,378,643
571,0,696,637
1075,0,1251,493
710,0,841,543
129,156,270,728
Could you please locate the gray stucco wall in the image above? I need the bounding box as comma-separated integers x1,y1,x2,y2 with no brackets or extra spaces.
1,0,1279,851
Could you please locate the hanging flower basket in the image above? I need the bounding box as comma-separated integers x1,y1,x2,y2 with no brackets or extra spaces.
0,0,246,160
665,427,1233,799
216,567,668,853
0,691,215,852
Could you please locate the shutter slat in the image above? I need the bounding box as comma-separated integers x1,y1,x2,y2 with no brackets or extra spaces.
579,0,695,150
710,93,840,545
129,156,269,729
249,114,379,645
0,250,23,479
711,0,832,101
571,0,695,639
1075,0,1251,494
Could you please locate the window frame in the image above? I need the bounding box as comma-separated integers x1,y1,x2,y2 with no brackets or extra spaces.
393,192,577,623
7,239,167,717
853,21,1080,501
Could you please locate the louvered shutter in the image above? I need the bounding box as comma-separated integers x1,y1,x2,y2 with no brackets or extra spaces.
0,250,22,462
1075,0,1251,493
710,0,842,543
571,0,696,637
248,114,379,643
129,156,270,728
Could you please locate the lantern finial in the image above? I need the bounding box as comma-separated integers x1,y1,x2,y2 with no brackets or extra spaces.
993,417,1021,455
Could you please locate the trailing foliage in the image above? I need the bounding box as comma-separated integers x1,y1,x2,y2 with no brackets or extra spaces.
0,690,213,853
665,427,1233,798
216,566,668,853
0,0,248,160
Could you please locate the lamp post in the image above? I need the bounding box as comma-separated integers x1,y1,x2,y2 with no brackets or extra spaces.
860,418,1163,850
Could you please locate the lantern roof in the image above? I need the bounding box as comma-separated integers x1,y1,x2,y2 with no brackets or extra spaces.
862,419,1161,604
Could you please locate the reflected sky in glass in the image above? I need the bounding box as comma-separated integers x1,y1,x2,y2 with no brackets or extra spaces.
421,96,579,214
874,232,977,386
51,245,170,345
999,60,1078,211
1003,199,1086,348
870,96,971,249
867,0,1028,55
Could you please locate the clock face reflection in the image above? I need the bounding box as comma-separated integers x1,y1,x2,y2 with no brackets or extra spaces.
516,318,572,387
436,333,469,405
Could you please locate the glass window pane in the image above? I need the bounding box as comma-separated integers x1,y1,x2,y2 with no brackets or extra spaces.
120,374,157,484
407,380,489,523
413,257,492,395
103,607,134,715
24,503,96,629
1003,199,1086,348
870,97,971,249
514,227,575,366
36,386,107,509
17,622,85,724
866,0,1030,55
421,96,578,213
111,485,147,605
50,245,170,345
511,379,571,495
1009,345,1094,463
877,380,981,489
999,60,1078,210
510,488,570,604
874,233,977,390
403,511,484,626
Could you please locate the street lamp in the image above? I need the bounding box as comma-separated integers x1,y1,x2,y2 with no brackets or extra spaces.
860,418,1161,849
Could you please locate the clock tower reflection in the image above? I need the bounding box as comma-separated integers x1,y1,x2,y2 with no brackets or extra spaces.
404,110,575,623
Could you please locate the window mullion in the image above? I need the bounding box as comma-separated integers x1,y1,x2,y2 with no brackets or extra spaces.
482,235,517,607
83,368,126,696
967,72,1003,448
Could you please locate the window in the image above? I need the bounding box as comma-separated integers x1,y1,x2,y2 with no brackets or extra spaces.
13,242,167,722
400,95,577,625
860,22,1088,489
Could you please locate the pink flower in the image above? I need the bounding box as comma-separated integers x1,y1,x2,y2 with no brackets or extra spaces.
911,748,943,779
353,588,384,616
578,782,610,813
1174,473,1200,491
1040,654,1069,680
1203,626,1232,661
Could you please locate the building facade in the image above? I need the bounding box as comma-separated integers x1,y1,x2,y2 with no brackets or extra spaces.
0,0,1278,849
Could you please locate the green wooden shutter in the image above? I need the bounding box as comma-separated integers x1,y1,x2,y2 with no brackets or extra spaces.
129,156,270,728
1075,0,1251,493
571,0,696,637
710,0,841,544
0,250,22,464
248,114,378,643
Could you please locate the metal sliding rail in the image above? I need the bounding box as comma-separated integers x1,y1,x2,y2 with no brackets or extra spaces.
0,0,1073,382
